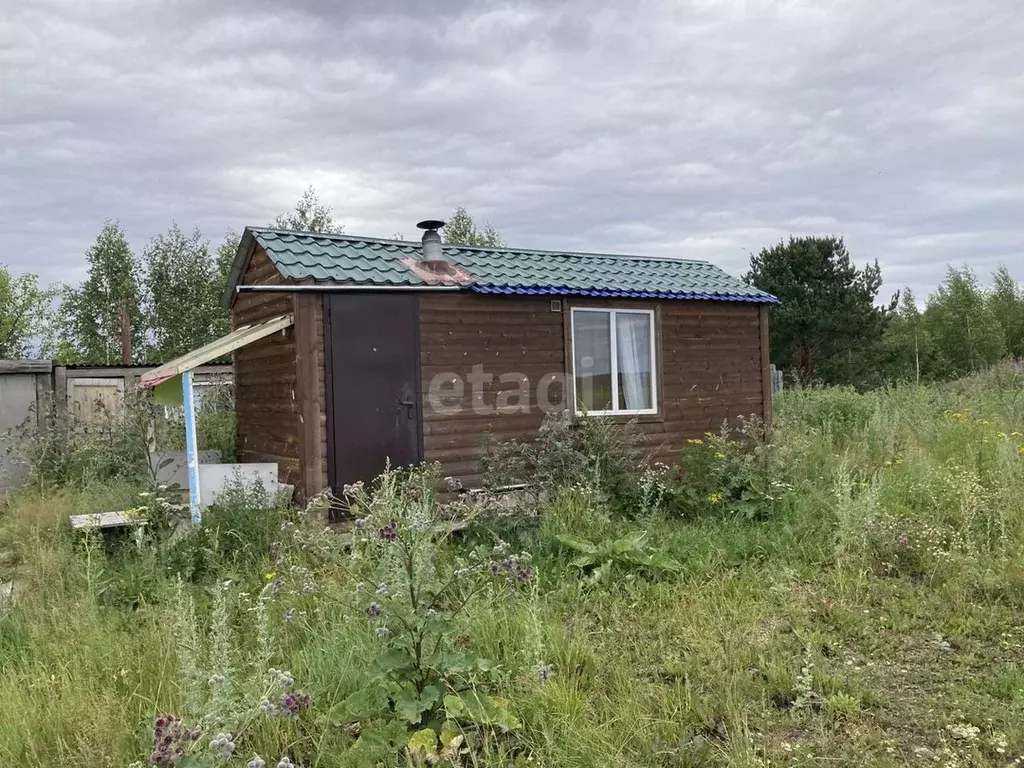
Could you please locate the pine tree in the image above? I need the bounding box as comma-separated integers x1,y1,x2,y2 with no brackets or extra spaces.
746,236,890,385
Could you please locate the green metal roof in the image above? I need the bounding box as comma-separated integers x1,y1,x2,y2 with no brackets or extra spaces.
231,227,776,304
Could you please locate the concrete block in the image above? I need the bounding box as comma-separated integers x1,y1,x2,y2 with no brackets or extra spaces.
149,450,221,490
198,463,279,509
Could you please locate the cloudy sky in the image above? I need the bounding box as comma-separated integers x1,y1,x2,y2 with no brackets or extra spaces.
2,0,1021,300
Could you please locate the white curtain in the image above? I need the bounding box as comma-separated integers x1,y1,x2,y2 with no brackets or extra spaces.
616,313,651,410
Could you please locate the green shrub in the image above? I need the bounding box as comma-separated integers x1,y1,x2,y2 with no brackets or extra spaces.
480,410,657,516
157,381,237,462
668,417,792,520
776,386,875,434
6,390,156,490
166,478,291,581
344,465,529,723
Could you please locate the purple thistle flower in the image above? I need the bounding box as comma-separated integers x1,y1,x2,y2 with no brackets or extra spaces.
366,602,382,619
488,561,500,576
378,520,398,541
148,713,195,766
516,567,532,583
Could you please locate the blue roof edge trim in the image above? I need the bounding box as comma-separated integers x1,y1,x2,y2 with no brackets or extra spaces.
468,284,779,304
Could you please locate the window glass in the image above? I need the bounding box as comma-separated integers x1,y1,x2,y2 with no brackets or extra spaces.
616,312,653,410
571,308,657,414
572,310,612,411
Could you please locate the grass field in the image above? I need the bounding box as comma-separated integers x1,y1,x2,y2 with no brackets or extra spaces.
3,369,1024,767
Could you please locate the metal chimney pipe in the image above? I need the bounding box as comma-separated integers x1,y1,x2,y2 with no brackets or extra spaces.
417,219,445,261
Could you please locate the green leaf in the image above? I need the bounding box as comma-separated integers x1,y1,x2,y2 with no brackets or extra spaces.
647,552,683,573
444,690,521,731
350,719,409,757
443,693,466,719
612,530,648,554
434,649,480,674
588,560,613,585
406,727,438,755
440,721,463,747
421,611,452,636
393,684,442,724
394,687,425,724
420,684,442,709
569,554,597,569
375,647,415,676
327,684,390,724
554,534,598,555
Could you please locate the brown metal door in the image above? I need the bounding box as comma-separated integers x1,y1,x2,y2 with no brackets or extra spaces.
324,293,422,494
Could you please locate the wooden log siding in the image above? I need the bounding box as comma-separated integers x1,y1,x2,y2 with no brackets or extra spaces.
232,246,302,487
418,293,767,489
315,298,328,492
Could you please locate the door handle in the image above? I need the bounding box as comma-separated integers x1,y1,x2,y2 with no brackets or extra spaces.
398,399,416,418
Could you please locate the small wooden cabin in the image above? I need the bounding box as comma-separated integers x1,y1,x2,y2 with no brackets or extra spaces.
223,224,778,500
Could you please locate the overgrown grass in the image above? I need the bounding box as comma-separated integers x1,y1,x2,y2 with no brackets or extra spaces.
4,369,1024,766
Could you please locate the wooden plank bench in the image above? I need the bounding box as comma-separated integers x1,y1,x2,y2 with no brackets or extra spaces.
69,511,146,530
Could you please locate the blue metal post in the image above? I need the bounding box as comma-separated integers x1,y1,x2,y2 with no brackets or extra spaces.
182,370,202,525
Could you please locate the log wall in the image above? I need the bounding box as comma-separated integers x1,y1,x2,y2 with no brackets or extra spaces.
417,293,767,489
232,246,302,487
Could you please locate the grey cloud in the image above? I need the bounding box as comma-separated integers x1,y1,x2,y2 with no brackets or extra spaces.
0,0,1021,301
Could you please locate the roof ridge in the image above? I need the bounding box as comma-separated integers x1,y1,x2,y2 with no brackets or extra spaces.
246,226,714,267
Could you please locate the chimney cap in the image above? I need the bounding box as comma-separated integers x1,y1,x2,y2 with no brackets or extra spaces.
416,219,446,231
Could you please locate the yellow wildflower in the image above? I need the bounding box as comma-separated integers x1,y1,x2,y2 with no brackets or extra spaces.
708,493,722,505
686,438,704,446
1019,446,1024,455
715,452,726,459
264,571,277,581
704,431,713,438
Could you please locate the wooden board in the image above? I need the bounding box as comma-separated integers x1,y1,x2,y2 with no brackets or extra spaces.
231,246,302,489
69,511,146,530
68,377,124,422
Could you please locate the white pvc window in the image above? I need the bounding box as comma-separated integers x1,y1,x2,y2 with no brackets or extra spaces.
570,308,657,416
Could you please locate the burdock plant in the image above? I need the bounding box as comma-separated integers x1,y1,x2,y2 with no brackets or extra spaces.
345,463,529,732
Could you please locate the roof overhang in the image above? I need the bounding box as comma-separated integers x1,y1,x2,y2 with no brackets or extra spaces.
221,228,259,309
140,314,294,388
468,285,780,303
